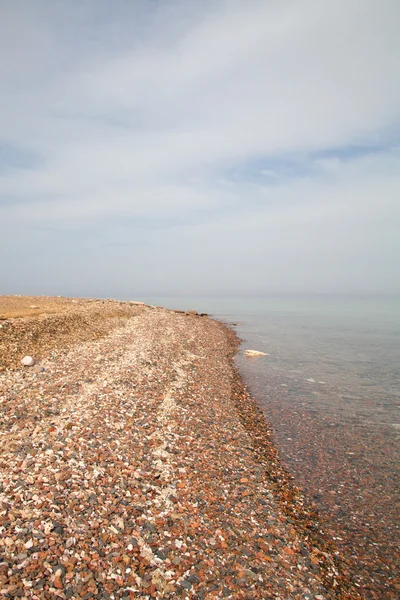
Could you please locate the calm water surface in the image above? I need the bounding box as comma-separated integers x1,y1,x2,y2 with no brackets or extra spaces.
132,295,400,597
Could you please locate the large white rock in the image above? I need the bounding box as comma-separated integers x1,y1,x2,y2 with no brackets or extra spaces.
244,349,267,357
21,356,35,367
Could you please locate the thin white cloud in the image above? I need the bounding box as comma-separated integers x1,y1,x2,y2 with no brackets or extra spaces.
1,0,399,294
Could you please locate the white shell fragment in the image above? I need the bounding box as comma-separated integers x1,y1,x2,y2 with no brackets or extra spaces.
21,355,35,366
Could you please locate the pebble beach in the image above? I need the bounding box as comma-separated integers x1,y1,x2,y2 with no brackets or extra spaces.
0,297,361,599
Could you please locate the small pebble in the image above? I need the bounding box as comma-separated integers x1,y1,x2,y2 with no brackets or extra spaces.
21,355,35,366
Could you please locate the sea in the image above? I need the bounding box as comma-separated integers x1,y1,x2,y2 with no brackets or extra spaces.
130,294,400,597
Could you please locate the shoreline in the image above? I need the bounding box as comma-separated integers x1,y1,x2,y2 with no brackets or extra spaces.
0,296,359,598
221,324,359,598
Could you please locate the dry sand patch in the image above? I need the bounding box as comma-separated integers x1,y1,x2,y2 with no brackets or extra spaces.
0,296,144,371
0,296,84,319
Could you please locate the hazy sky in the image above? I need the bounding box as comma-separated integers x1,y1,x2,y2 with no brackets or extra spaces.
1,0,400,297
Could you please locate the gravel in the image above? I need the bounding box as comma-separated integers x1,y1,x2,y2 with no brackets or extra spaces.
0,299,360,599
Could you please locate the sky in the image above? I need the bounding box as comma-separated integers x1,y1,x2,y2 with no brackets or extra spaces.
1,0,400,297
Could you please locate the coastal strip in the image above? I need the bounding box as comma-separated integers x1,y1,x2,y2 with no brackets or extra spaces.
0,297,359,599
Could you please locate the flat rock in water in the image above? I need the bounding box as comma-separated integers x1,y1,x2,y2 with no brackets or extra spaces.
21,355,35,366
245,349,267,357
